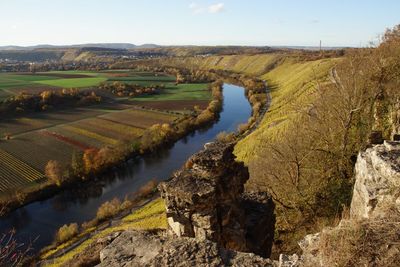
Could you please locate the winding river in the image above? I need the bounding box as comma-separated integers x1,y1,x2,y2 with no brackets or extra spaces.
0,84,252,252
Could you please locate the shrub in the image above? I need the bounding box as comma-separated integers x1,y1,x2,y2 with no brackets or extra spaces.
216,131,236,143
56,223,79,243
135,180,158,199
237,123,249,134
96,198,122,221
45,160,63,186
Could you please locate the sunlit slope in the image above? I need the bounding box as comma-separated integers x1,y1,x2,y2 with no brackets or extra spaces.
164,53,283,76
235,57,339,163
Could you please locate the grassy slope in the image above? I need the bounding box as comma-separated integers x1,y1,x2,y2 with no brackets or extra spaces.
235,57,339,162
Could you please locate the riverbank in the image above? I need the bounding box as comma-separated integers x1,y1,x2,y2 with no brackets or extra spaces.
0,80,224,214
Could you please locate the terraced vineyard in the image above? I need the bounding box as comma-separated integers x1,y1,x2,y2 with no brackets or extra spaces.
0,149,44,192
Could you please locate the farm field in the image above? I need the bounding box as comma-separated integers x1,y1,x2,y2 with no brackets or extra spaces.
130,83,210,101
130,99,209,111
0,70,211,194
0,70,211,113
0,70,177,100
0,107,181,193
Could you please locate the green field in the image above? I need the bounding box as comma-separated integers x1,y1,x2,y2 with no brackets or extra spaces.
34,77,107,88
0,70,177,100
131,83,210,101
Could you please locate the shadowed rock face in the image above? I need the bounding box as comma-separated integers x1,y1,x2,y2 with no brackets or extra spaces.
242,191,275,257
159,141,275,257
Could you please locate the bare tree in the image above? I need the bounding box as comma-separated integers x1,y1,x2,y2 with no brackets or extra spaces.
0,204,34,266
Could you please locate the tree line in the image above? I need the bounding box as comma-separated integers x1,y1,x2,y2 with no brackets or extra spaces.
0,89,101,118
98,81,165,97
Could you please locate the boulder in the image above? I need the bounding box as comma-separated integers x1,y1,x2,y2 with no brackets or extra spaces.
97,230,276,267
350,140,400,219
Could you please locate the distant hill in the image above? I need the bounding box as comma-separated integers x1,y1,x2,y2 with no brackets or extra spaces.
0,43,160,51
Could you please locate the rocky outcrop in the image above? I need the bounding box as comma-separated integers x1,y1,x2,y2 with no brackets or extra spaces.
288,140,400,266
350,140,400,219
159,141,275,257
97,230,276,267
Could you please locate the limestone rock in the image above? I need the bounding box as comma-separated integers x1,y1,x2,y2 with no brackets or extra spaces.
350,140,400,219
278,254,301,267
98,230,164,267
97,230,275,267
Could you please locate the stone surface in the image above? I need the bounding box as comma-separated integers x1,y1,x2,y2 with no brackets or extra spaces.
99,230,163,267
158,141,275,256
97,230,276,267
278,254,301,267
350,140,400,219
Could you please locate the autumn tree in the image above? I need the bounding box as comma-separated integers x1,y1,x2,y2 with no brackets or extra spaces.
71,150,84,176
45,160,64,186
82,148,98,174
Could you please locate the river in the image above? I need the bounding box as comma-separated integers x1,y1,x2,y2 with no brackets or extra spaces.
0,83,252,252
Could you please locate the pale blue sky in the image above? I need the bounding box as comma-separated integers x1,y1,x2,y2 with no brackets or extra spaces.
0,0,399,47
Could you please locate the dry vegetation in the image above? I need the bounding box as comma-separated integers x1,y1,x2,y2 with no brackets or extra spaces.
312,215,400,267
247,26,400,254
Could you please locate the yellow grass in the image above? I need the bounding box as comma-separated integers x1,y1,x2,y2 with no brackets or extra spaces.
123,198,165,222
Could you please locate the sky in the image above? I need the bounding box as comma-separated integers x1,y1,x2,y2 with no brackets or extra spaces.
0,0,399,47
